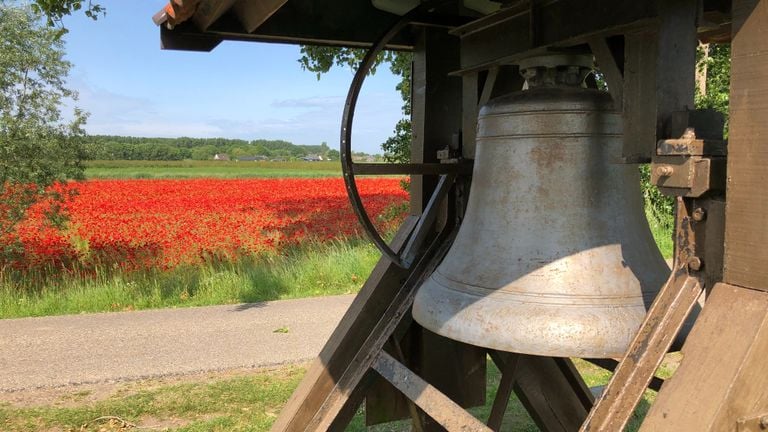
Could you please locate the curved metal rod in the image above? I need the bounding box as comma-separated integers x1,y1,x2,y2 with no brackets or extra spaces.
340,1,451,268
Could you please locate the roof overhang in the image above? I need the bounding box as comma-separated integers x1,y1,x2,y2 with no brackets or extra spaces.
153,0,733,53
153,0,416,52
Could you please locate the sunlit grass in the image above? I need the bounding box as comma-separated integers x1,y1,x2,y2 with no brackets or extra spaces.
0,239,380,319
0,357,679,431
84,160,341,179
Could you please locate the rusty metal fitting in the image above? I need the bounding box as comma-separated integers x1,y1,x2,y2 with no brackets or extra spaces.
655,165,675,177
692,207,707,222
687,257,703,272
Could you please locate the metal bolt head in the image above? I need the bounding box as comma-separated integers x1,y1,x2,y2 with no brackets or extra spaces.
655,165,674,177
687,257,703,272
692,208,706,222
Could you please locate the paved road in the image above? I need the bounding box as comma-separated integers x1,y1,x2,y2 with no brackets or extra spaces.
0,295,354,391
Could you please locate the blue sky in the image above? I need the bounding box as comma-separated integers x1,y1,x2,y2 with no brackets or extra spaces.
61,1,404,154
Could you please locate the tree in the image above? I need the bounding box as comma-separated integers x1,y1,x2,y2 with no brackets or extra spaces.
29,0,104,27
299,46,413,163
0,4,87,257
696,43,731,130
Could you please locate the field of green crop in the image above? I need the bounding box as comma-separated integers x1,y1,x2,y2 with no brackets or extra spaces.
84,160,342,179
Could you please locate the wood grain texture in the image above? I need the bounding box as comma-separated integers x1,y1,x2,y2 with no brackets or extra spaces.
640,283,768,431
724,0,768,290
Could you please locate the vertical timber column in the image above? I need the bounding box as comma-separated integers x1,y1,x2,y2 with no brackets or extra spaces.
724,0,768,290
639,2,768,430
411,28,462,213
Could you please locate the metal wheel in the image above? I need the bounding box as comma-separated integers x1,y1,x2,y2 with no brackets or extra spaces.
340,1,470,269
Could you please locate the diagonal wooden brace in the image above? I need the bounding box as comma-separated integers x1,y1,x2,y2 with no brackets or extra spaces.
373,351,492,431
580,272,702,431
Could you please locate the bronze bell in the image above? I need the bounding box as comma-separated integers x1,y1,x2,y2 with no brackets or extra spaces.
411,55,671,359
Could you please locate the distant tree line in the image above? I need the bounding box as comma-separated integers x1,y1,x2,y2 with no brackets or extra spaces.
82,136,355,161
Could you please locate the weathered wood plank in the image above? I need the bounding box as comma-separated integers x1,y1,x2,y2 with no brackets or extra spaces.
640,283,768,431
269,218,416,431
580,272,703,431
232,0,287,32
373,351,491,432
490,352,593,432
724,0,768,291
622,29,658,162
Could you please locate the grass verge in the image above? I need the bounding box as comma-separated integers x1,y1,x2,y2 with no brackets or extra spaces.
0,239,379,319
0,357,679,431
84,160,341,179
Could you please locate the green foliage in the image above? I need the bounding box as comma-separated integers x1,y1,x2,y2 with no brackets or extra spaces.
81,135,355,161
639,165,674,231
299,46,413,162
29,0,104,27
696,44,731,132
381,118,411,163
0,4,86,255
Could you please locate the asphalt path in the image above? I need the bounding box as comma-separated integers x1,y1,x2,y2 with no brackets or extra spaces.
0,295,354,391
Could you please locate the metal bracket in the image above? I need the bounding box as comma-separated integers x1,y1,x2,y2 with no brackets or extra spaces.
651,154,726,197
651,110,727,197
737,414,768,432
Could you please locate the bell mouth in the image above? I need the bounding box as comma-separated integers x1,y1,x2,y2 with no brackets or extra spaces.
412,270,648,358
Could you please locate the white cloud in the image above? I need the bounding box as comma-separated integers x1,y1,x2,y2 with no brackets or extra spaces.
271,96,344,109
66,77,402,153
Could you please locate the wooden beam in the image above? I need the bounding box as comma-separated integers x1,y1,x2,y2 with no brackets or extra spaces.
724,0,768,291
410,28,462,213
270,219,416,431
640,283,768,430
372,351,491,432
490,352,594,432
232,0,288,33
192,0,238,31
486,354,520,431
351,163,471,176
579,272,703,431
589,36,624,108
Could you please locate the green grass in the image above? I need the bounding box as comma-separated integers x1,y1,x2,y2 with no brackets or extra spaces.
645,209,674,259
84,160,341,179
0,220,673,320
0,239,379,319
0,357,675,431
0,366,306,432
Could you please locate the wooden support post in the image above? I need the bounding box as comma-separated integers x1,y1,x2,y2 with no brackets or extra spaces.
580,199,705,432
270,220,416,431
411,27,462,212
588,36,624,108
486,355,520,431
490,352,594,432
639,283,768,430
622,0,698,163
373,351,491,431
723,0,768,290
271,226,455,431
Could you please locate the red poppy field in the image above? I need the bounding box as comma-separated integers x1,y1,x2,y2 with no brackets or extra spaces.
8,178,409,273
